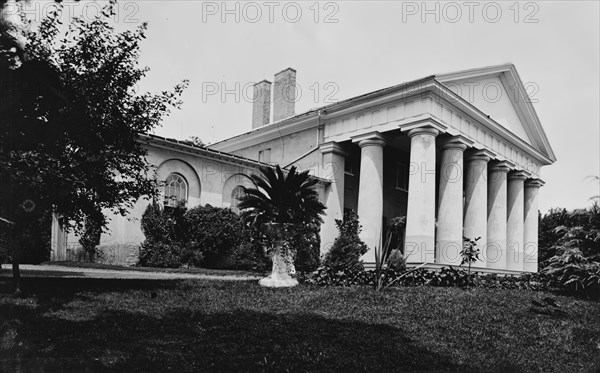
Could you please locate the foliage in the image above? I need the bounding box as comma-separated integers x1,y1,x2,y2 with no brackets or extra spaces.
291,223,321,272
538,207,570,263
78,208,104,262
182,204,246,268
0,1,188,270
238,165,326,228
544,248,600,298
322,210,368,273
461,236,481,286
540,199,600,298
138,202,187,268
238,164,326,277
374,216,406,291
303,264,552,292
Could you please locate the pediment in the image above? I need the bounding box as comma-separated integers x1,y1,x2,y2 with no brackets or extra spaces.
436,64,555,162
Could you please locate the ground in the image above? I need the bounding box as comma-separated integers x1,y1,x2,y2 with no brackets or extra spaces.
0,266,599,372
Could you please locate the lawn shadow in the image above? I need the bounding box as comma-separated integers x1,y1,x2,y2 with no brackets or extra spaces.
0,303,483,373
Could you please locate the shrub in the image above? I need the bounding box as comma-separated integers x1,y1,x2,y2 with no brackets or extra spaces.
540,201,600,298
291,224,321,272
303,264,552,291
322,210,368,272
138,202,186,268
78,209,104,262
183,204,246,268
138,239,184,268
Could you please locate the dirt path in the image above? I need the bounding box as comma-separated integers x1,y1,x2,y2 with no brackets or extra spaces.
0,264,262,281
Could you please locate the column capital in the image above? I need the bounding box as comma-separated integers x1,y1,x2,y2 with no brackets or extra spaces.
439,135,473,151
399,117,448,134
508,170,529,180
407,126,439,138
319,141,348,157
465,149,495,163
525,178,545,188
351,131,386,148
488,160,515,173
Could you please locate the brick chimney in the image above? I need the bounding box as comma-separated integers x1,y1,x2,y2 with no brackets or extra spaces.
252,80,272,129
273,67,296,122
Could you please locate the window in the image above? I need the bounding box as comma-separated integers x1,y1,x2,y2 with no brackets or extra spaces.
230,186,246,214
258,148,271,163
164,173,188,207
396,163,409,191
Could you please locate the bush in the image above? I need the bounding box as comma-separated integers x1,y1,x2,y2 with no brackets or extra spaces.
292,224,321,272
322,210,368,272
138,239,184,268
303,264,552,291
138,203,186,268
183,204,246,268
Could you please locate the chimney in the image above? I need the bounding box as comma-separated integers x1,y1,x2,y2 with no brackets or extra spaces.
252,80,272,129
273,67,296,122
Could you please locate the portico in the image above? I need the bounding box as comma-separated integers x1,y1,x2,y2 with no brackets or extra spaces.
322,119,548,272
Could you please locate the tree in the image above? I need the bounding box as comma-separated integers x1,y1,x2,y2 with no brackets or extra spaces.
0,1,187,292
238,165,326,287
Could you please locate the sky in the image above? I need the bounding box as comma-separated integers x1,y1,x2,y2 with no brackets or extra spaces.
12,0,600,213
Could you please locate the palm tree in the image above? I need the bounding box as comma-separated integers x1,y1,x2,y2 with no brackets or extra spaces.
238,165,326,287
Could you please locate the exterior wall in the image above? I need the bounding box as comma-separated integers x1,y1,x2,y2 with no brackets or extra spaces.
228,126,318,166
56,143,264,266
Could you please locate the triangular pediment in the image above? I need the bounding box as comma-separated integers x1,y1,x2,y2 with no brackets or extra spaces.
436,64,556,162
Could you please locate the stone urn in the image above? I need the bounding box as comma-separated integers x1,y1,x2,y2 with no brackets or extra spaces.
258,222,299,288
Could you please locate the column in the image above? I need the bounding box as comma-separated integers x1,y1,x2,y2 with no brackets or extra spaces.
354,132,385,262
523,178,544,272
436,137,469,265
507,170,528,271
319,142,348,255
486,161,511,269
464,150,493,268
404,127,438,263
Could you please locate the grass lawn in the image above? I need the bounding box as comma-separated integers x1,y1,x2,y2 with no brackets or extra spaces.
1,276,599,372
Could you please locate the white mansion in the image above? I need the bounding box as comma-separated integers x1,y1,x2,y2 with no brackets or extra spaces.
51,64,555,274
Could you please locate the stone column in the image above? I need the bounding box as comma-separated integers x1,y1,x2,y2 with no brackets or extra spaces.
523,178,544,272
404,127,438,263
507,171,528,271
486,161,511,270
463,150,493,268
436,137,469,265
319,142,348,255
354,132,385,262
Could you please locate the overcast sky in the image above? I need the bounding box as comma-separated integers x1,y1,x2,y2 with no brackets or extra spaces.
17,0,600,213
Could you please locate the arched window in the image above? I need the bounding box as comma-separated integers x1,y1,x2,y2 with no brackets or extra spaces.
231,186,246,214
164,173,188,208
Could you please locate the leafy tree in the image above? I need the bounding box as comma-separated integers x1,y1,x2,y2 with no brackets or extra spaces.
0,1,187,291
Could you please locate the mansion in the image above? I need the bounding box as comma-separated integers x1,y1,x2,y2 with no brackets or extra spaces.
51,64,555,274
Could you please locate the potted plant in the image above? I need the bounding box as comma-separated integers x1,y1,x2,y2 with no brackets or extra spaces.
238,165,326,287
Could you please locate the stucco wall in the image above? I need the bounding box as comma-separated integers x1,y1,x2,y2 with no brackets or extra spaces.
59,143,262,267
229,127,318,166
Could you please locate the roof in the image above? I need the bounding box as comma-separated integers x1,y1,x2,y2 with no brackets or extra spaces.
140,134,331,184
209,64,556,165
